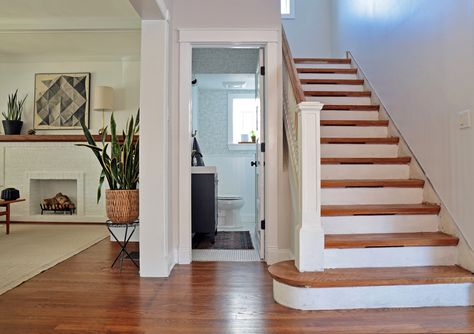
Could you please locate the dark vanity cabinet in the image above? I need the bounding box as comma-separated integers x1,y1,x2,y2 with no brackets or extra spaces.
191,169,218,241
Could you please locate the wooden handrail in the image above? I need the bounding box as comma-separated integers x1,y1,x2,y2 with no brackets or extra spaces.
282,27,305,104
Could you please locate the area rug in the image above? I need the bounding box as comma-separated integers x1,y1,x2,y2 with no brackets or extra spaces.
193,231,254,250
0,224,108,295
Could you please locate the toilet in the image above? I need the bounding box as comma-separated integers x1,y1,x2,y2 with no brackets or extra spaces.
217,196,245,230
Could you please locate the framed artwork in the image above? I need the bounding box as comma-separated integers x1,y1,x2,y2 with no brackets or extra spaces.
34,73,91,130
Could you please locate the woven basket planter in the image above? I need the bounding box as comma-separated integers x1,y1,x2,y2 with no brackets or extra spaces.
106,189,139,224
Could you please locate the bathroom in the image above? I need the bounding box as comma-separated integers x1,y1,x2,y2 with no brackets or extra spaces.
191,47,263,261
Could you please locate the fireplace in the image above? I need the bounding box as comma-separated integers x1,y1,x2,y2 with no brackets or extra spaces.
27,172,84,216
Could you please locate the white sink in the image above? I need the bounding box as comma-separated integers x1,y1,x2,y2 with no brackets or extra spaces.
191,166,216,174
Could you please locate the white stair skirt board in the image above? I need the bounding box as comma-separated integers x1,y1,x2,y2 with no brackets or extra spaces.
307,96,372,105
299,73,359,80
321,188,423,205
321,144,399,158
321,126,388,138
273,280,474,310
320,110,380,121
296,63,353,69
321,164,410,180
325,246,457,268
192,249,261,262
322,215,440,234
302,84,365,92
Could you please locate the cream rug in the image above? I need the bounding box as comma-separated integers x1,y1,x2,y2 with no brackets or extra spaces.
0,224,108,295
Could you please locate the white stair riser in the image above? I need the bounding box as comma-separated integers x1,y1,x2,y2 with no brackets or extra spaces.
307,96,372,105
321,110,379,120
321,126,387,138
322,215,439,234
325,246,457,268
273,281,474,310
321,144,399,158
321,164,410,180
296,63,352,69
299,73,359,80
302,84,364,91
322,188,423,205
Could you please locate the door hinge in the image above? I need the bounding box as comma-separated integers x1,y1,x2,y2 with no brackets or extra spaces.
260,142,265,152
261,220,265,230
260,66,265,76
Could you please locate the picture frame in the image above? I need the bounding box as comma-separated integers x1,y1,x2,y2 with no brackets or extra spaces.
33,72,91,130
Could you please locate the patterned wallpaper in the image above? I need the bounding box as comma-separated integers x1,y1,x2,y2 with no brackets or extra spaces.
197,89,255,156
192,48,259,74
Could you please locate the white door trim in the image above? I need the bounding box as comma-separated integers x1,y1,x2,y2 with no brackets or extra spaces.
177,29,280,264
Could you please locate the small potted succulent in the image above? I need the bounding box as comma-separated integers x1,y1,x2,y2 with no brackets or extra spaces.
3,89,27,135
250,130,257,143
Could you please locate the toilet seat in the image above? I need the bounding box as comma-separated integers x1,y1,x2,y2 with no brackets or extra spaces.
218,195,242,201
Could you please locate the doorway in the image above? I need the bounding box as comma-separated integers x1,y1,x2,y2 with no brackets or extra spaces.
190,47,264,262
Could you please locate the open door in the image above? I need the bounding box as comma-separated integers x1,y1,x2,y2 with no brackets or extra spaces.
254,48,265,259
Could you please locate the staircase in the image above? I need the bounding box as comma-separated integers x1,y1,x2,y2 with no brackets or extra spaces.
271,53,474,310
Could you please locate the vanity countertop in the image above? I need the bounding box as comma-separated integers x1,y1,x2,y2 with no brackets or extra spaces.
191,166,217,174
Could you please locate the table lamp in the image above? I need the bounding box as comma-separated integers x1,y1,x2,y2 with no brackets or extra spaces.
94,86,114,135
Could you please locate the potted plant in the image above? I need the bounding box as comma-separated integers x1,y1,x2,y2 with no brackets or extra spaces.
250,130,257,143
2,89,27,135
77,111,139,223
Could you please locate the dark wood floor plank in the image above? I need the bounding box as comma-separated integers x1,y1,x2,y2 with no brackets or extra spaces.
1,239,474,333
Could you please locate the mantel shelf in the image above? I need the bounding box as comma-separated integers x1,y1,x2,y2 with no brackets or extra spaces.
0,135,138,142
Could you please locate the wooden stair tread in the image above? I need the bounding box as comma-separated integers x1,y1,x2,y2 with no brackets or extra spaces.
320,120,388,127
321,179,425,188
325,232,458,248
268,261,474,288
321,157,412,165
321,137,399,144
305,91,371,97
322,203,441,216
322,104,380,111
301,79,364,85
297,68,357,74
294,58,351,64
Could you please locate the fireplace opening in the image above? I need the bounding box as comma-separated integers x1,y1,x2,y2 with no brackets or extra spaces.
29,179,78,216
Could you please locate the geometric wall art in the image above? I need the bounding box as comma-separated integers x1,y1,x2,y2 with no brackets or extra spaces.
34,73,91,130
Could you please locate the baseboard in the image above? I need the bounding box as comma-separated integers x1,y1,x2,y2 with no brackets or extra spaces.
266,247,294,265
178,247,192,264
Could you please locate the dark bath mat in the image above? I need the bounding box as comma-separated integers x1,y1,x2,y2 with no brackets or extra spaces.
193,231,254,250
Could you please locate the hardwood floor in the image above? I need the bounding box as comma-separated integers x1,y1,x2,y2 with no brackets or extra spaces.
1,240,474,333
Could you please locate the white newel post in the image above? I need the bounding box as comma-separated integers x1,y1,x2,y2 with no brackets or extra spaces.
295,101,324,272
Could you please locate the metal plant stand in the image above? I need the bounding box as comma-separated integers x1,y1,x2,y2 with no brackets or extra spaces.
106,220,139,271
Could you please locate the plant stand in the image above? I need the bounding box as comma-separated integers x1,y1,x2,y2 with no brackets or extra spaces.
106,220,139,271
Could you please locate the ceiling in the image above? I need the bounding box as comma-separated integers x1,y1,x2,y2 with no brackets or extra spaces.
0,0,141,62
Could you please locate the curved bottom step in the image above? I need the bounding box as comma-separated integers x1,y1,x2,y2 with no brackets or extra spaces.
269,261,474,310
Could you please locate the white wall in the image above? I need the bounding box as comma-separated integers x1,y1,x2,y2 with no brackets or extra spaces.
331,0,474,247
0,60,140,134
283,0,333,57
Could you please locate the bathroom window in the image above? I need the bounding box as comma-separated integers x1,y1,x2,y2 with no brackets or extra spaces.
228,93,258,151
281,0,295,19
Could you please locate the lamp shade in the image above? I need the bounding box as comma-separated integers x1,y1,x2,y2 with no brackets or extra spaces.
93,86,114,111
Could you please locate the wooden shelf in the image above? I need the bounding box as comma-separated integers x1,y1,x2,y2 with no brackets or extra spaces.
0,135,138,142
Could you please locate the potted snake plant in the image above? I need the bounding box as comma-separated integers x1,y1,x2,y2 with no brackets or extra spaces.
77,111,139,223
3,89,27,135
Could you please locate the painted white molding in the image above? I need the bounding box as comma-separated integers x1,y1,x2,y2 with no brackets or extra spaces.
294,101,324,272
0,18,140,32
129,0,169,21
273,280,474,310
177,29,282,265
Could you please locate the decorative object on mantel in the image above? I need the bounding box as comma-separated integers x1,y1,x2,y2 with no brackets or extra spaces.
2,89,27,135
40,193,76,215
76,111,139,224
93,86,114,135
27,129,36,135
34,73,90,130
